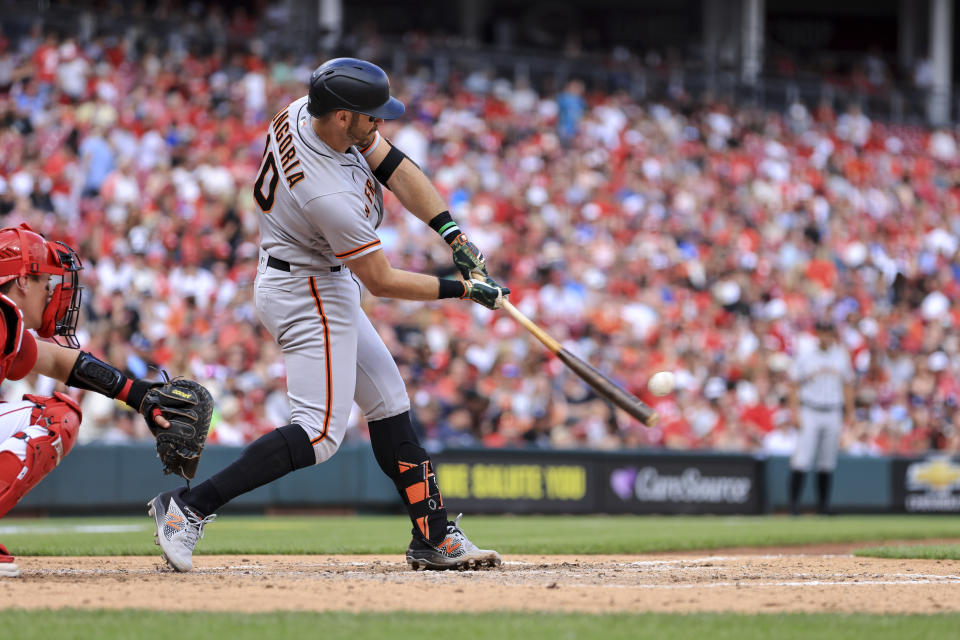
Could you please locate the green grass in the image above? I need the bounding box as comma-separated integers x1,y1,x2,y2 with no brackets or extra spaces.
854,543,960,560
1,513,958,556
1,610,959,640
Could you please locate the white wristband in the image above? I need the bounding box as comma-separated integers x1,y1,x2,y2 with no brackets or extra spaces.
359,130,381,158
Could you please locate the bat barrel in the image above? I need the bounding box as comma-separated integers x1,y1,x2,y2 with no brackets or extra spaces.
557,349,658,426
499,300,658,426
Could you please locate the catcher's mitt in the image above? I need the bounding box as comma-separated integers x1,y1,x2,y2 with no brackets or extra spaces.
141,378,212,480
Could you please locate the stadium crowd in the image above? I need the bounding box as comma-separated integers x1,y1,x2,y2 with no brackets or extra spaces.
2,15,960,459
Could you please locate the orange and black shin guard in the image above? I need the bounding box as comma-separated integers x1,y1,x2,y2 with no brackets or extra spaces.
368,411,448,543
396,456,444,541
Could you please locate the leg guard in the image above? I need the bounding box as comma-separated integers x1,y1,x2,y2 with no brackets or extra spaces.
368,411,448,543
0,393,82,518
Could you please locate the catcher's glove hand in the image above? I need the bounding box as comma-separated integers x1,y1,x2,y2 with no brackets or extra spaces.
140,378,213,480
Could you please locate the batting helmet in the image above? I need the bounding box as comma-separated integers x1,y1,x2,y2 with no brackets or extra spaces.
306,58,405,120
0,224,83,347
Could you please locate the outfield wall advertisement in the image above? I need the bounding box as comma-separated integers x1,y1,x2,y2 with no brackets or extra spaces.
891,456,960,513
600,456,763,514
17,445,908,515
434,452,765,515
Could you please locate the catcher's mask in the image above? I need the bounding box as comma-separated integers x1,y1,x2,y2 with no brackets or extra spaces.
0,224,83,348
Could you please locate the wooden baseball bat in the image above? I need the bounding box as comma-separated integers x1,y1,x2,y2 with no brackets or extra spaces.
501,299,659,426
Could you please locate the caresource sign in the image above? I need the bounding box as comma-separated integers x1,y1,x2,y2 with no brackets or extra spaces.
604,456,763,514
632,467,753,503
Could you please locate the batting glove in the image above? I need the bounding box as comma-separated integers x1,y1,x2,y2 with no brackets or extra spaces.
463,277,510,310
450,233,489,281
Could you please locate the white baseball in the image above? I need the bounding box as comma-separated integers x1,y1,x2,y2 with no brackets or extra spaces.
648,371,675,396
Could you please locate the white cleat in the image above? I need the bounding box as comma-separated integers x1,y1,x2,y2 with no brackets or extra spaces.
147,489,216,572
0,542,20,578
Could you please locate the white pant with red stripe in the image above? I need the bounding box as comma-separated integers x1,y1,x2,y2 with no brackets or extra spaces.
254,261,410,465
0,394,82,519
0,401,44,462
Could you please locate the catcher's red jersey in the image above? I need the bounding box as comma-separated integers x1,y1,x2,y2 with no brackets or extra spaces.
0,293,38,385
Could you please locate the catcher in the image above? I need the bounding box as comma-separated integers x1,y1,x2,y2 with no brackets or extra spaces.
0,224,211,578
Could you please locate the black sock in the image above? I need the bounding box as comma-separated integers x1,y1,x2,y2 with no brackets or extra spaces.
368,411,449,544
183,424,315,516
789,470,805,512
816,471,833,513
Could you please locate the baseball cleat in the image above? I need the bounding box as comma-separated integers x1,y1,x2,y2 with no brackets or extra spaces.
405,513,502,571
147,488,216,572
0,542,20,578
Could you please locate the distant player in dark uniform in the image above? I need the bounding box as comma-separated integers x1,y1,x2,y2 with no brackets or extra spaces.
788,319,854,515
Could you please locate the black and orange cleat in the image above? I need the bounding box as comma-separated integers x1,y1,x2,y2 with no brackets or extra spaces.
405,513,502,571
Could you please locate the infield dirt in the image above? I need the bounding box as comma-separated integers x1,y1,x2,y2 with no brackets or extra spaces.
3,546,960,614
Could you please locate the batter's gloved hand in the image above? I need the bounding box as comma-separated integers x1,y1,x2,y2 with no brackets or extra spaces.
449,233,489,281
463,277,510,310
140,378,213,480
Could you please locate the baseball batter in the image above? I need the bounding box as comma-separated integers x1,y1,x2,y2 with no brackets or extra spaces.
148,58,510,572
0,224,177,578
788,319,854,515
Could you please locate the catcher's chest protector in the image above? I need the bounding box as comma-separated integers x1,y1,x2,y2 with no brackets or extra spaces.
0,393,82,518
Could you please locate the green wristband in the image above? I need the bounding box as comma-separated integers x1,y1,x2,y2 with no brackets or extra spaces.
428,211,461,244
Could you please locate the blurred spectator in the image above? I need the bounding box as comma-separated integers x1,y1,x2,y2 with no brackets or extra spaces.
78,125,115,198
762,415,799,456
556,79,586,144
835,103,871,147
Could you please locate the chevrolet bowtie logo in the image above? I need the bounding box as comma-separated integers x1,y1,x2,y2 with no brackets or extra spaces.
908,458,960,491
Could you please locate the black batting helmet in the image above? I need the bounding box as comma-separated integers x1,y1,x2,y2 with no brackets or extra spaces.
306,58,405,120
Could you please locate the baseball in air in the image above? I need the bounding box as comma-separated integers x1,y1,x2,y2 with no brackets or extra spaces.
648,371,675,396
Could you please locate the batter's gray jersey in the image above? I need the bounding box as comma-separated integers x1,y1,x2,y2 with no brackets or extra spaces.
789,342,853,471
252,97,410,464
257,97,384,271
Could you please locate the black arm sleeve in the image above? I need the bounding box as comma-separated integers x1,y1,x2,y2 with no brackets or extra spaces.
65,351,154,410
372,145,407,186
66,351,125,396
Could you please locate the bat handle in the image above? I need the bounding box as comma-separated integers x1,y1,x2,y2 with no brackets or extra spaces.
501,299,562,353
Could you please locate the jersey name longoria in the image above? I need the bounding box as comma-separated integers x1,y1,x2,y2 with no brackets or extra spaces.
269,109,305,190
